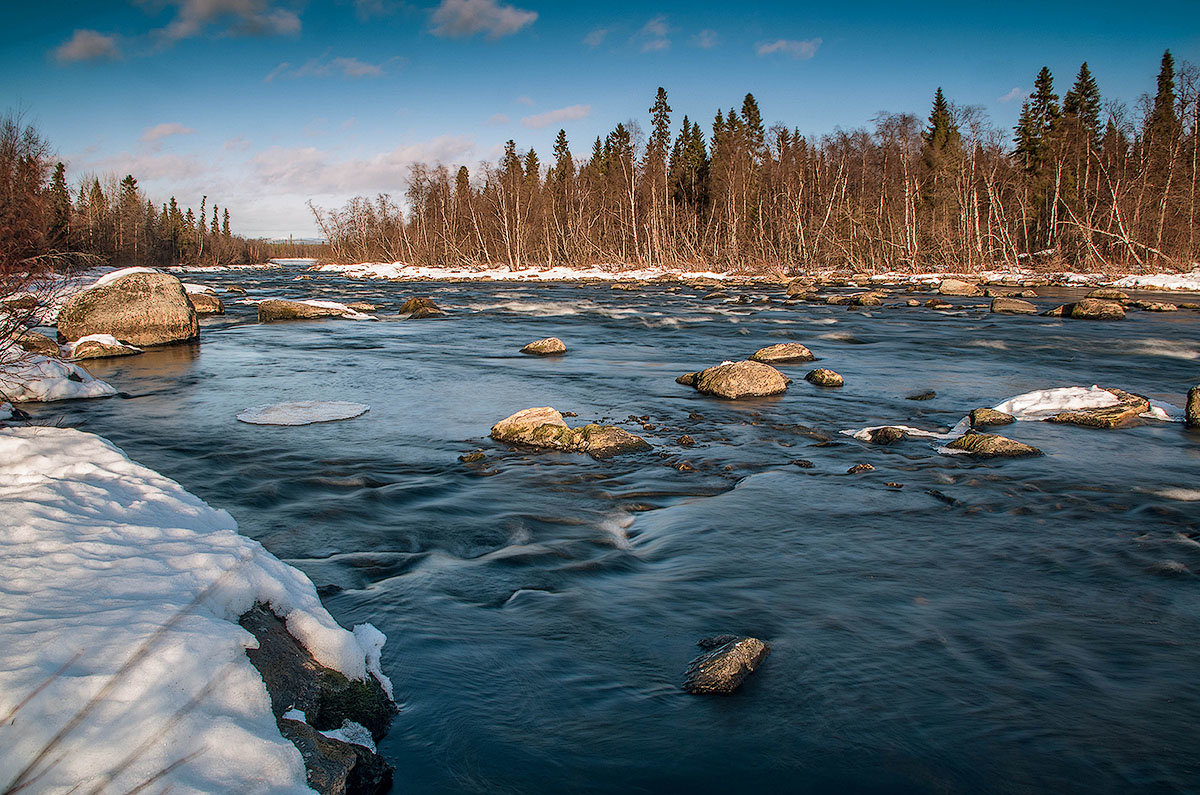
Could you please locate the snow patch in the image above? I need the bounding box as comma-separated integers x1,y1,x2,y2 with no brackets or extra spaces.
1108,268,1200,292
320,720,377,753
299,299,376,321
314,261,732,282
0,350,117,402
841,425,955,441
182,282,216,295
62,334,143,358
0,426,390,793
237,401,371,426
91,266,159,289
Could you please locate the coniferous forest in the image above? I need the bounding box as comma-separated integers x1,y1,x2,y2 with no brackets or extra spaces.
313,52,1200,273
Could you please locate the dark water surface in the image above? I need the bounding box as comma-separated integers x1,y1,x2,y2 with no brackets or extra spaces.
31,270,1200,793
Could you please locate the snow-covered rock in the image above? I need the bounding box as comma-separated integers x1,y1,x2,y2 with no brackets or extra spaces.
0,426,392,793
0,350,116,402
63,333,143,360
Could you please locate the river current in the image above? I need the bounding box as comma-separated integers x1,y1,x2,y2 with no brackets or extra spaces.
32,269,1200,793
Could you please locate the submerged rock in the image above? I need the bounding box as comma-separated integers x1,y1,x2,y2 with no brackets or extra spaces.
58,271,199,346
678,360,790,399
1187,386,1199,429
847,463,875,473
490,406,650,459
683,635,770,695
398,297,444,319
906,390,936,401
240,604,395,795
1086,287,1129,301
865,427,907,445
188,292,225,315
1044,388,1149,429
1131,300,1178,312
521,337,567,355
749,342,816,364
925,298,953,309
258,300,347,323
946,431,1042,458
1070,298,1125,320
970,408,1016,428
990,297,1037,315
804,368,844,388
938,278,982,297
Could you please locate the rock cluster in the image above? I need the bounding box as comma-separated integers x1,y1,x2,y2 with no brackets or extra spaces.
240,604,395,795
490,407,651,459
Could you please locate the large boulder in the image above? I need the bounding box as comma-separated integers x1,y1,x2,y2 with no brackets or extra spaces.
677,360,790,399
399,297,444,319
1044,387,1149,429
946,431,1042,458
188,292,225,315
683,635,770,695
1187,386,1199,429
258,300,347,323
939,278,982,297
14,329,58,356
521,337,566,356
57,271,199,346
991,297,1037,315
749,343,816,364
490,407,650,459
1070,298,1125,320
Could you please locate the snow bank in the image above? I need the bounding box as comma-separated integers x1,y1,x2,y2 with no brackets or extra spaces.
0,350,116,402
165,264,282,273
62,333,143,358
237,401,371,426
0,426,391,793
183,282,216,295
313,261,732,282
948,385,1180,435
1108,268,1200,292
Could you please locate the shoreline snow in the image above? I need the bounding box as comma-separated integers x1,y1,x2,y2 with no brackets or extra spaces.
0,426,391,793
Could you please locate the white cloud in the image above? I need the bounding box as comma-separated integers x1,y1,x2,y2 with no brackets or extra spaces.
266,54,393,81
640,15,669,37
54,30,122,63
515,95,534,106
755,37,822,59
521,104,591,129
487,113,511,125
692,29,718,49
583,26,611,47
641,38,669,53
151,0,301,44
999,87,1023,103
141,122,196,143
430,0,536,39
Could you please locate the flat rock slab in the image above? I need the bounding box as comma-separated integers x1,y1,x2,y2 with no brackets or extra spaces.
939,278,982,296
946,432,1042,458
678,360,790,399
237,401,370,426
1044,388,1149,429
490,407,650,459
991,297,1037,314
258,300,347,323
749,343,816,363
521,337,567,355
683,635,770,695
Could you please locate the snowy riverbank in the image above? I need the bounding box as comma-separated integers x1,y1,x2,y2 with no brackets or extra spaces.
0,426,391,793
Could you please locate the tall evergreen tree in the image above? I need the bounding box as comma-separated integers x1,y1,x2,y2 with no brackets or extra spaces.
1146,49,1179,142
45,161,71,249
740,93,766,161
221,208,230,237
1063,62,1102,140
647,87,673,167
551,129,574,182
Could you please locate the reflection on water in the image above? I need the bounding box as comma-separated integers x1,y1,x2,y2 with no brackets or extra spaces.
31,271,1200,794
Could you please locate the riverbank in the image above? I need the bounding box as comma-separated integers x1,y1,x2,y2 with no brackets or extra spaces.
0,426,394,793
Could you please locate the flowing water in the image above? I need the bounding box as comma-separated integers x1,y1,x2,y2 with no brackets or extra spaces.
29,270,1200,793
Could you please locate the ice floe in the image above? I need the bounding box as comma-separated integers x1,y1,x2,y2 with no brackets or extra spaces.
236,400,371,426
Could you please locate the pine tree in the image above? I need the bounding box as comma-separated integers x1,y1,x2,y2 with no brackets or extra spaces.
551,129,574,182
647,87,673,167
523,148,540,189
921,87,961,206
740,93,766,161
455,166,472,199
221,208,230,237
1014,68,1060,173
211,204,220,235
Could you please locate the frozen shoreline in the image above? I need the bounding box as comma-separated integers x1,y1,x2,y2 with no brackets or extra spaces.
305,261,1200,292
0,426,391,793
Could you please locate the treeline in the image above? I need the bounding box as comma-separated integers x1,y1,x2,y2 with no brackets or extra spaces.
313,51,1200,273
0,114,326,277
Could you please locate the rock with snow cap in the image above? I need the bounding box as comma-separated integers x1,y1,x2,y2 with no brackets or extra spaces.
57,270,199,346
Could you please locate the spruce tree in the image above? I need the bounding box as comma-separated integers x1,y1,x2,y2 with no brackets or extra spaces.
1146,49,1179,142
210,205,220,235
921,87,961,207
45,161,71,249
1063,62,1102,139
647,87,673,167
551,129,574,182
455,166,472,199
523,148,541,188
740,93,766,160
221,208,230,237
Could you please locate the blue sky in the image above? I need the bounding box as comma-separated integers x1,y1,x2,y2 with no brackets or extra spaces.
1,0,1196,237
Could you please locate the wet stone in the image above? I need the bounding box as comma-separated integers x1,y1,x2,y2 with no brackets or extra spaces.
683,635,770,695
